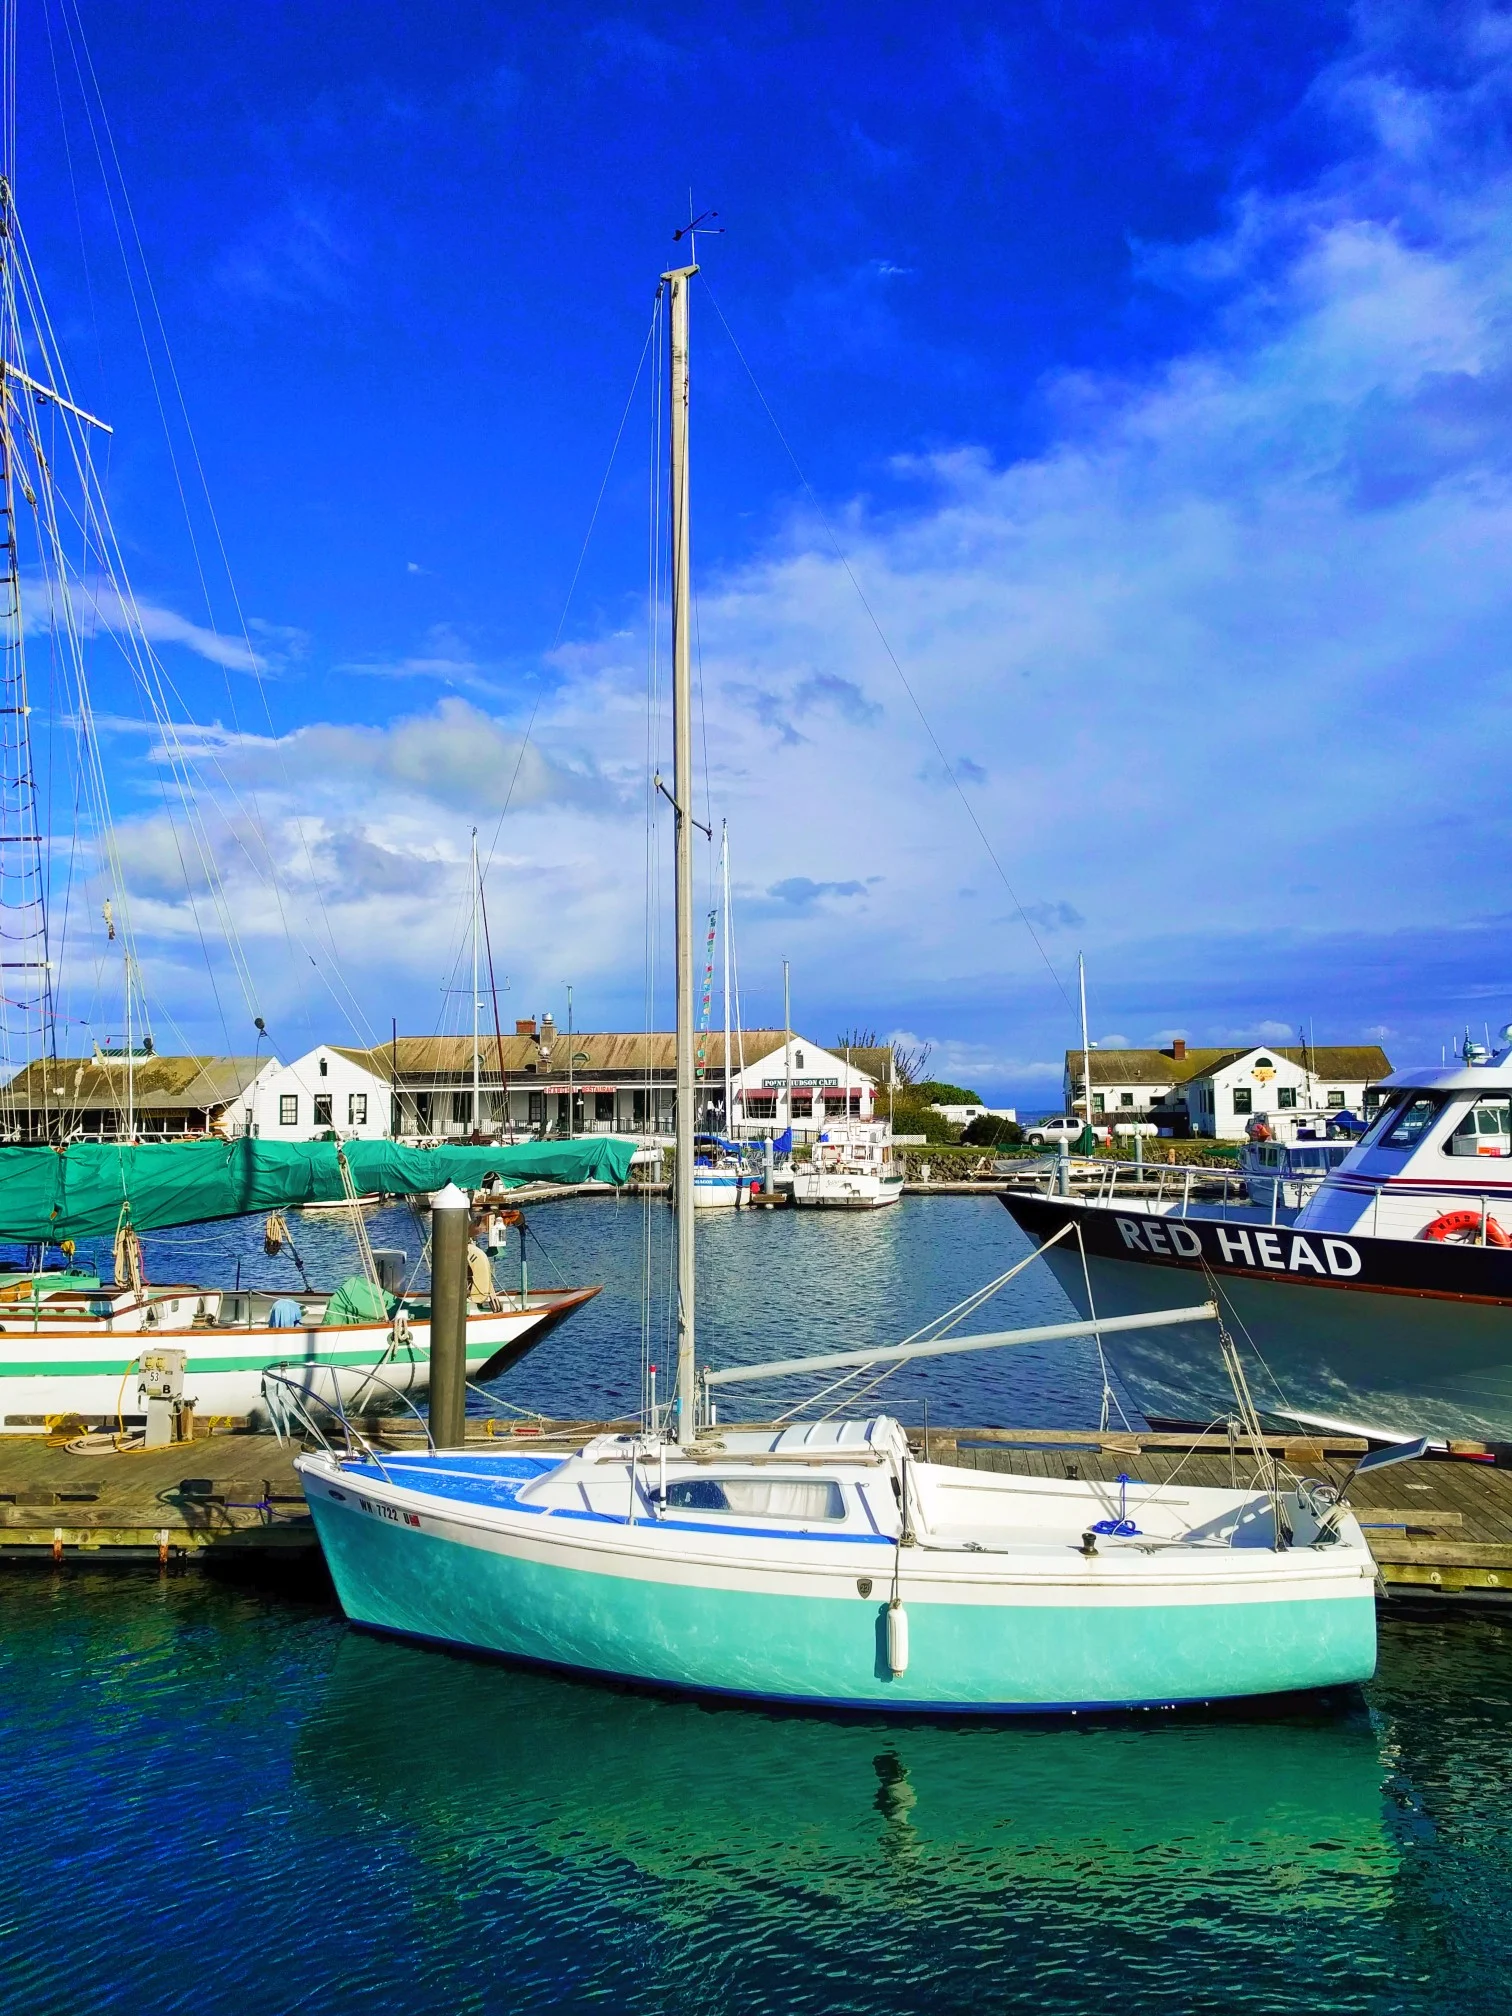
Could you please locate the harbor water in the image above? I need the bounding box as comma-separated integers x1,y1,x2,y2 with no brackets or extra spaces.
5,1196,1511,2014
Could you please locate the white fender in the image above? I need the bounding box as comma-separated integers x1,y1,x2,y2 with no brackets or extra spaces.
887,1598,909,1676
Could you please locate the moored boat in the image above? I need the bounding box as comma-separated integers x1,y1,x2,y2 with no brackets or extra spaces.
298,1414,1377,1712
300,248,1381,1718
0,1274,599,1431
1001,1031,1512,1441
790,1119,904,1209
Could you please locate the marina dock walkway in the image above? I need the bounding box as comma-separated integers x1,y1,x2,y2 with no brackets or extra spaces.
4,1420,1512,1600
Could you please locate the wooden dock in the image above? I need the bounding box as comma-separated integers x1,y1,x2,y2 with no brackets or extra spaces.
5,1420,1512,1602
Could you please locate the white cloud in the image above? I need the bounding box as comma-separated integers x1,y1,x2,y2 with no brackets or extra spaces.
91,8,1512,1066
28,579,305,676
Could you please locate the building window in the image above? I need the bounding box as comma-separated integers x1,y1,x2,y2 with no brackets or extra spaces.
790,1092,813,1117
1092,1093,1105,1114
1255,1057,1274,1071
391,1093,403,1135
414,1092,431,1131
1233,1088,1253,1116
313,1094,332,1127
632,1090,646,1126
1278,1086,1297,1109
1326,1090,1345,1109
795,1050,805,1070
528,1091,545,1125
745,1093,777,1119
1119,1092,1133,1108
279,1094,298,1126
452,1091,471,1125
349,1093,367,1126
595,1092,614,1122
318,1057,328,1078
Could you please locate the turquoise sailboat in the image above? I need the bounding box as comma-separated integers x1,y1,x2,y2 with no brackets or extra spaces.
298,254,1380,1713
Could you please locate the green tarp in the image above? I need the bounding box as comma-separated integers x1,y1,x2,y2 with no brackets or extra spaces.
0,1135,640,1244
322,1275,397,1327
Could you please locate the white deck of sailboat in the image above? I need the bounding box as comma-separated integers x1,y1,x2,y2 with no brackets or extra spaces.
312,1418,1364,1580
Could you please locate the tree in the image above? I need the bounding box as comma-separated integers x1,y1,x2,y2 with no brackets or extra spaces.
914,1080,983,1105
890,1039,933,1088
834,1026,878,1052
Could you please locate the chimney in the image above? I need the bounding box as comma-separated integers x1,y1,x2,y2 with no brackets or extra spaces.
1171,1039,1187,1062
515,1018,538,1038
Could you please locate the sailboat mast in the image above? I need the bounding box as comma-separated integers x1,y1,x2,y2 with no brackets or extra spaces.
0,176,54,1143
470,827,481,1134
665,259,698,1443
721,821,731,1137
1079,951,1092,1147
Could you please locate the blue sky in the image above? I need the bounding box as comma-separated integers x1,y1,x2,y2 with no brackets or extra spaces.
15,0,1512,1100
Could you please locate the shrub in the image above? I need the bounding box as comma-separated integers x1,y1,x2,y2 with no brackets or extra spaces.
889,1099,959,1143
963,1114,1023,1147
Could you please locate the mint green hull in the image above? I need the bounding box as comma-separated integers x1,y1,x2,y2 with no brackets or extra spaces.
310,1499,1377,1713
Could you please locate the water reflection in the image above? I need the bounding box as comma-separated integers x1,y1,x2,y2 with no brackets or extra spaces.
298,1629,1395,1980
5,1577,1512,2013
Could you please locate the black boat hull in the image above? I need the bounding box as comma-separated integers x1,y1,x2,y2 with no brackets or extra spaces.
1000,1190,1512,1443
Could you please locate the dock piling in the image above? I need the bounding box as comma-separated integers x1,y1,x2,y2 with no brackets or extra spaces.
428,1183,470,1449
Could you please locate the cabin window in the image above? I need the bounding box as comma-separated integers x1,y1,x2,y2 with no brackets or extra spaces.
1232,1088,1253,1116
663,1478,844,1520
349,1094,367,1126
279,1095,298,1126
1378,1094,1446,1148
1445,1097,1512,1159
313,1095,332,1127
1278,1086,1297,1109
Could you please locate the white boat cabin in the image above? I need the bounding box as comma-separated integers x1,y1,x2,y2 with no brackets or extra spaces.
1298,1034,1512,1241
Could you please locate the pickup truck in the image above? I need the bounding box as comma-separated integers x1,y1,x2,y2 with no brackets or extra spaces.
1023,1115,1113,1149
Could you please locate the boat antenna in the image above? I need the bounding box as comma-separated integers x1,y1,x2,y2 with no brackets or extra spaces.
1078,952,1093,1151
663,253,699,1444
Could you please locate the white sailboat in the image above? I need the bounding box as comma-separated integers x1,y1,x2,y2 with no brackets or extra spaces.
298,251,1382,1713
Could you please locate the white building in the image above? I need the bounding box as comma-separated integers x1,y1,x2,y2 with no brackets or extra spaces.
1064,1041,1392,1141
241,1045,393,1142
727,1037,882,1141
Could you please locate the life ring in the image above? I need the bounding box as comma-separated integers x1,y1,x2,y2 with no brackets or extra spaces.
1423,1209,1512,1246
